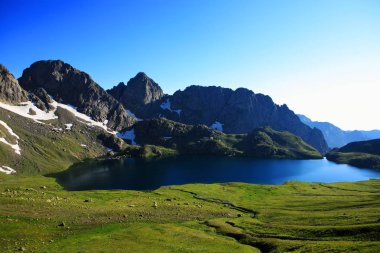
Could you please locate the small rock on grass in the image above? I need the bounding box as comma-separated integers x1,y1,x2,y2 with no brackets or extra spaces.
58,222,65,227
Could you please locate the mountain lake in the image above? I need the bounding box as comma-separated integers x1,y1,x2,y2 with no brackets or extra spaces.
53,156,380,190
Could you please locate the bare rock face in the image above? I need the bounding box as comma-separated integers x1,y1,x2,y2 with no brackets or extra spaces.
0,64,28,104
18,60,135,131
29,87,55,112
145,85,328,153
107,72,164,117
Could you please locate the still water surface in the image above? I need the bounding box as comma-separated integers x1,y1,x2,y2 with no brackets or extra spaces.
55,156,380,190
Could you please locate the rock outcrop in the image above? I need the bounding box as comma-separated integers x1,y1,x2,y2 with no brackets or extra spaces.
29,87,55,112
107,72,164,117
0,64,28,104
18,60,135,131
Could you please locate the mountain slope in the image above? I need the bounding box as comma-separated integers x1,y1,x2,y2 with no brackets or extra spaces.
18,60,136,131
120,118,322,159
0,105,114,175
326,139,380,170
298,114,380,148
0,64,28,104
109,83,328,153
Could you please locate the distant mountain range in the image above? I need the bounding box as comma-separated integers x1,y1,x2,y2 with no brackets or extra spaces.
298,114,380,149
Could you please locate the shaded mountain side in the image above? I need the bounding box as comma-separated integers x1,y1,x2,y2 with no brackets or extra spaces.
298,114,380,148
107,72,164,117
0,64,28,104
123,118,322,159
326,139,380,170
18,60,136,131
123,85,328,153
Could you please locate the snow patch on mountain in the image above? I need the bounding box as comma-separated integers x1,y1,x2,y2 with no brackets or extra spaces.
0,120,19,139
0,98,136,137
0,101,58,122
160,99,181,116
0,120,21,155
210,121,223,132
0,166,16,175
126,109,142,121
56,103,112,133
117,129,137,145
64,123,73,130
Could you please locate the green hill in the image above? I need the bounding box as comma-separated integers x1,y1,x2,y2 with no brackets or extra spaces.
326,139,380,170
125,118,322,159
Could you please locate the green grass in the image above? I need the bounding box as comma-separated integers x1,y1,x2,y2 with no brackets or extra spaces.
1,173,379,252
0,108,109,175
0,124,18,145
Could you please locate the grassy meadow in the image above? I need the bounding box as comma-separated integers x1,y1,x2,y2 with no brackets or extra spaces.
0,173,379,252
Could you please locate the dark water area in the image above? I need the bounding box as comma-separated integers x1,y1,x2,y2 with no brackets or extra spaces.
53,156,380,190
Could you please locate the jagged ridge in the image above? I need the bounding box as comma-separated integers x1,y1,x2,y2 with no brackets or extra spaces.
18,60,136,131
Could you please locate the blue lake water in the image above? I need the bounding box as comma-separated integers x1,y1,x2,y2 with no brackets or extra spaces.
54,156,380,190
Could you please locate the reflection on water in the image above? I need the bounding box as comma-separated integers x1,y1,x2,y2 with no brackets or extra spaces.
53,156,380,190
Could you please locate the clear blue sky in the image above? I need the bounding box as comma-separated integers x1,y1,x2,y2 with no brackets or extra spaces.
1,0,380,130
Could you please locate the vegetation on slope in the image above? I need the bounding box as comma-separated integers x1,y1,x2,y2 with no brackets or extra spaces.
128,118,322,159
0,174,379,252
0,107,113,175
326,139,380,170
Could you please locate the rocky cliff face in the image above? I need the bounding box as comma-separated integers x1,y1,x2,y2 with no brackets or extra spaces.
18,60,135,131
29,87,55,112
142,86,328,153
0,64,28,104
107,72,164,117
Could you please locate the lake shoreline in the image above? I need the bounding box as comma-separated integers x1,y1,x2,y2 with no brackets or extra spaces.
50,156,380,191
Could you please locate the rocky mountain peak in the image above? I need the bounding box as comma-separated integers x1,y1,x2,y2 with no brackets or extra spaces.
126,72,164,104
0,64,28,104
18,60,135,131
134,72,149,80
107,72,164,117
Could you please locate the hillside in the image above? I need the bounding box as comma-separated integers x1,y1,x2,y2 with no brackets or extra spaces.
326,139,380,170
108,79,328,153
0,105,119,175
120,118,322,159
